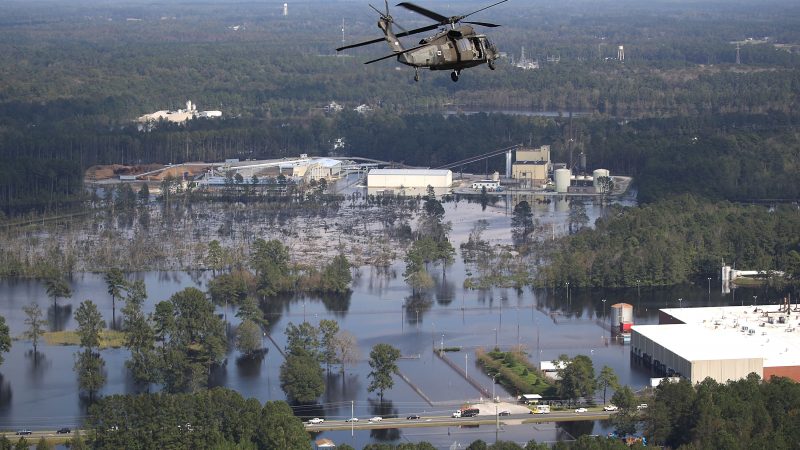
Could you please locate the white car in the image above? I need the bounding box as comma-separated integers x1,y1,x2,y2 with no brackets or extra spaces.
637,403,648,410
575,408,588,413
603,405,618,411
369,417,383,422
345,417,359,423
308,418,324,425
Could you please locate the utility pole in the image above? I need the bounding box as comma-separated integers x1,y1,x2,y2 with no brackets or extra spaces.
351,400,354,437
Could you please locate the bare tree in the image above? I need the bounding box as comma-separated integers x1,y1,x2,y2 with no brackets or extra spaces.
333,330,360,374
23,303,45,355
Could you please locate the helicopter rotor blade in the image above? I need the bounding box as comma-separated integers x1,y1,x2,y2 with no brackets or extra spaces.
336,23,439,52
337,37,387,52
396,2,448,23
364,43,428,64
463,21,500,27
396,23,440,38
460,0,509,21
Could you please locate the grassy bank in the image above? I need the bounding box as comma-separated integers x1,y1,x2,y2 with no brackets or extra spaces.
475,348,557,397
43,330,126,349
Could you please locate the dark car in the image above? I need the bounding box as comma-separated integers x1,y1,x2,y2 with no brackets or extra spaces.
16,430,32,435
406,414,421,420
57,427,72,434
498,410,511,416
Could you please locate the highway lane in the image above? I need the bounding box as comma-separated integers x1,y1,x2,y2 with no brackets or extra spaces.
0,430,75,443
304,410,613,431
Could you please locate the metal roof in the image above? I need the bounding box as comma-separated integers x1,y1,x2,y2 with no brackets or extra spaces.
634,305,800,367
368,169,451,176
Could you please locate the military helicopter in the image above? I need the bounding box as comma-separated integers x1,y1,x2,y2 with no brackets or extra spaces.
337,0,507,82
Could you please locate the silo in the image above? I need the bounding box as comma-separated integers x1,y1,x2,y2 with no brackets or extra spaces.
611,303,634,332
555,168,571,193
593,169,610,189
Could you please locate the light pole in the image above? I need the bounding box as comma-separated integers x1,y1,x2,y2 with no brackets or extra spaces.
565,281,570,303
753,295,757,306
492,373,498,402
678,298,683,308
601,299,607,323
351,400,354,437
493,328,498,349
636,279,640,297
441,334,445,353
465,354,468,379
707,277,711,300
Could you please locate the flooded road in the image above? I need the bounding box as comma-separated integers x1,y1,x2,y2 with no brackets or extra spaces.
0,197,774,446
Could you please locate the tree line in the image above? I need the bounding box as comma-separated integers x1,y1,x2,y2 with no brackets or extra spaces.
536,194,800,288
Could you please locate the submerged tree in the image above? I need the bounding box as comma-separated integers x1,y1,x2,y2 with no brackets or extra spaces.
122,280,159,386
104,268,127,325
44,276,72,308
367,343,401,400
22,303,45,356
74,300,106,399
0,315,10,367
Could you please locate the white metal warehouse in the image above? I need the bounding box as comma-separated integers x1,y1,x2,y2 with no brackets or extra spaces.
631,305,800,384
366,169,453,189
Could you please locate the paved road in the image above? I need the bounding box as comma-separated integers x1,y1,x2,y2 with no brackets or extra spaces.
304,410,613,431
1,430,75,442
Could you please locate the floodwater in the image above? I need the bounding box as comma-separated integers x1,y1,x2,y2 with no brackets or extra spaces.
0,196,773,448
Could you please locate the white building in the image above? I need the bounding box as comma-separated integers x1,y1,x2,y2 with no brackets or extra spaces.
471,180,501,191
367,169,452,189
631,305,800,384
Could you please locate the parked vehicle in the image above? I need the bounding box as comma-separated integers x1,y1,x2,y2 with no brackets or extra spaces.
369,417,383,422
345,417,359,422
308,418,324,424
16,430,32,435
57,427,72,434
406,414,420,420
637,403,648,410
603,405,618,411
575,407,588,413
498,410,511,416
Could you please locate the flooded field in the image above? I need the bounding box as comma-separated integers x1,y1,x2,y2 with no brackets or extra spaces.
0,194,774,447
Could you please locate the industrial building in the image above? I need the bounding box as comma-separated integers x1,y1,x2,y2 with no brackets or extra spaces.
631,304,800,384
366,169,452,190
512,145,550,187
137,100,222,125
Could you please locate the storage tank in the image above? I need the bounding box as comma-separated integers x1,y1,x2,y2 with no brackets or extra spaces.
593,169,610,189
554,168,571,193
492,171,500,182
610,303,634,329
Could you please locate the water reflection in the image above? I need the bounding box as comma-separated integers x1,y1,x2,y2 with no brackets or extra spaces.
236,351,267,379
321,292,352,317
404,295,433,325
0,375,12,408
25,350,49,383
48,304,72,332
368,399,400,441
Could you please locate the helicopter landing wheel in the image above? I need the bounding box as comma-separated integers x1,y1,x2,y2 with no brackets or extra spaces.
451,70,460,82
414,69,420,82
488,59,496,70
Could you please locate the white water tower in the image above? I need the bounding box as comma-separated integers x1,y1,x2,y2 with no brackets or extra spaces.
618,45,625,61
283,3,288,16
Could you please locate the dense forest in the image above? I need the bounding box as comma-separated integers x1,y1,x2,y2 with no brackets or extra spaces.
1,0,800,214
537,195,800,287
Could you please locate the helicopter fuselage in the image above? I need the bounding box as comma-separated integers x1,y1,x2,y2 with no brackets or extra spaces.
341,1,507,82
399,28,498,71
